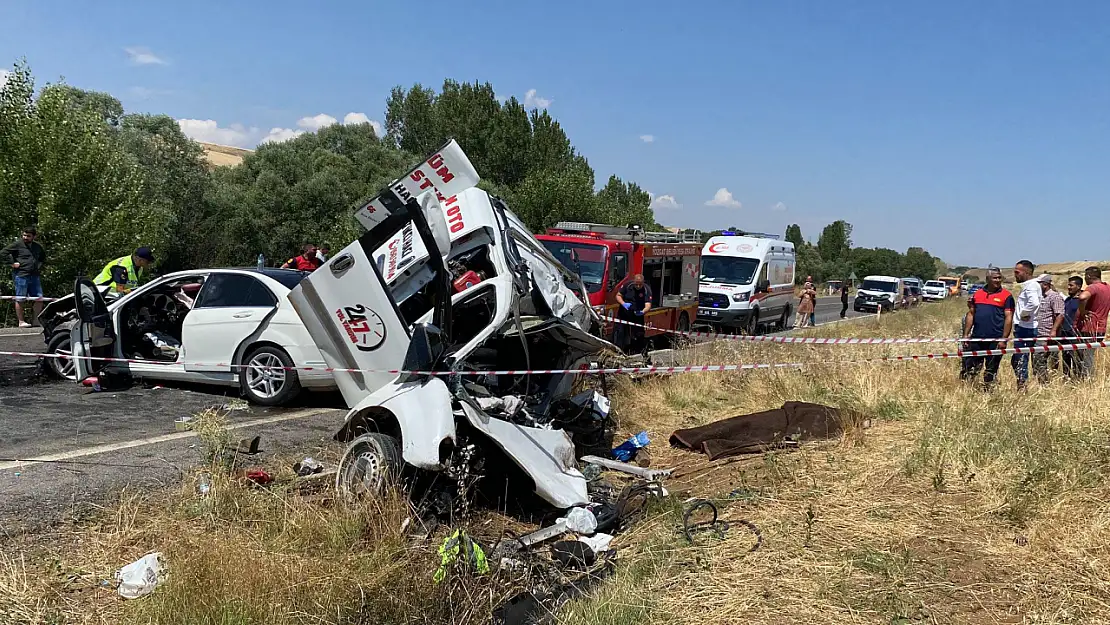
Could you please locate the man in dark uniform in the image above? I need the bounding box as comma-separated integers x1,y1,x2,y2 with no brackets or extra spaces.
840,280,851,319
615,273,653,354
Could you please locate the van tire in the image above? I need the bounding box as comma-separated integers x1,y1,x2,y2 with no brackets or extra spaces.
336,432,402,498
745,309,760,336
776,305,790,331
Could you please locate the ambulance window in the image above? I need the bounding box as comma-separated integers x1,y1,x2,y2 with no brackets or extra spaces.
610,253,629,285
758,263,769,285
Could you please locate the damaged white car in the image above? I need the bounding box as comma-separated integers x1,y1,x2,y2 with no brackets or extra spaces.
287,140,618,511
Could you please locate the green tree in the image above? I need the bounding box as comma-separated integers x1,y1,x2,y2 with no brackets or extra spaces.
785,224,804,249
595,175,655,228
817,220,853,264
796,243,823,283
900,246,938,281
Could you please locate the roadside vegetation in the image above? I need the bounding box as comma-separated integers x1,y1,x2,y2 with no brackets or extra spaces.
4,300,1110,624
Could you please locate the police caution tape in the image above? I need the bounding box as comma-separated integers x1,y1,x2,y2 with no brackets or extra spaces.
1,340,1105,377
600,314,1099,345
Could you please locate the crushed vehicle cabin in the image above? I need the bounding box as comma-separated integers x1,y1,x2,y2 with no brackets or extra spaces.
287,140,619,512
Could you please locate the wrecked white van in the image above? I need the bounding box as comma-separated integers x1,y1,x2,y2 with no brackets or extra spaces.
287,140,617,511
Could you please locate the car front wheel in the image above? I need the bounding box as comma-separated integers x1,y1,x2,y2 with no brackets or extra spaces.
45,331,77,381
239,345,302,406
336,432,402,498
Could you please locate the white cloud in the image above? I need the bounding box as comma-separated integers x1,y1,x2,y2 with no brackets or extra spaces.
124,46,167,66
523,88,552,109
649,193,681,210
296,113,338,132
706,188,742,208
343,112,383,136
260,127,303,144
639,134,655,143
176,119,258,148
772,201,788,212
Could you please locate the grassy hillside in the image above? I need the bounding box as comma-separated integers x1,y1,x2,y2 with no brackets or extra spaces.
197,142,251,169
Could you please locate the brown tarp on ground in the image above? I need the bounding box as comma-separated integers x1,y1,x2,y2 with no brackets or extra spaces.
669,401,842,460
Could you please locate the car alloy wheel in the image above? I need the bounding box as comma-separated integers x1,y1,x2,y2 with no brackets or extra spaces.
245,351,287,399
47,332,77,381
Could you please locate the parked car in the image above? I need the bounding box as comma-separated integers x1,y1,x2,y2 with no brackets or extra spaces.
854,275,904,312
922,280,947,301
967,283,985,297
51,268,335,405
901,284,922,308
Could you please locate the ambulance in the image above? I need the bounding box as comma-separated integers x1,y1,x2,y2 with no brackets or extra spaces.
697,232,796,335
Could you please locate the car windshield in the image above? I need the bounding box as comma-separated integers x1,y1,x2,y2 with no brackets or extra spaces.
942,278,958,287
700,257,760,284
861,279,898,293
925,281,944,288
539,240,607,293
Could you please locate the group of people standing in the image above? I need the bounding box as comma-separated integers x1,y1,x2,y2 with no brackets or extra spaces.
280,244,330,271
960,261,1109,389
795,277,819,328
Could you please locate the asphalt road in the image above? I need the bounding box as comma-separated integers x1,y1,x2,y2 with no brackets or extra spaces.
0,330,345,533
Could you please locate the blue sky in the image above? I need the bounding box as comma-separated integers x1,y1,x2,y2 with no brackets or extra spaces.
2,0,1108,266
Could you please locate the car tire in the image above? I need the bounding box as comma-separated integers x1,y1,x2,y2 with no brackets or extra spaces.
776,305,790,331
239,345,302,406
45,330,78,381
336,432,402,498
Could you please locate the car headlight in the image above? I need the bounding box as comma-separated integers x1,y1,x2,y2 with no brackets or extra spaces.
732,292,749,302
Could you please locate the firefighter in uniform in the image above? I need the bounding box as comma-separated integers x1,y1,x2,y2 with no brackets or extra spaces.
615,273,654,354
94,247,155,295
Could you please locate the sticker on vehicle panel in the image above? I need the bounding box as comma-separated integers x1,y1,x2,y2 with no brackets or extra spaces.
335,304,387,352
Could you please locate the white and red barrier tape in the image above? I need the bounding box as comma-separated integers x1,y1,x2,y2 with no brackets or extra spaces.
1,340,1105,377
599,313,1098,344
0,295,59,302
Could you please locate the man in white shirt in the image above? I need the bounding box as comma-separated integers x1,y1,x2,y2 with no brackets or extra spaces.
1011,260,1041,389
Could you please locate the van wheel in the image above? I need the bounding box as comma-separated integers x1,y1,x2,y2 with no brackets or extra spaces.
776,306,789,331
745,310,760,336
240,345,301,406
336,433,402,497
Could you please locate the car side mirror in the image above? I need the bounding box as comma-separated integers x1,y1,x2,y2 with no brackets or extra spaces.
403,322,446,373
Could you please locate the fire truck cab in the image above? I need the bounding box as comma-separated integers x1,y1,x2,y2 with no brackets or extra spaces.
536,222,701,347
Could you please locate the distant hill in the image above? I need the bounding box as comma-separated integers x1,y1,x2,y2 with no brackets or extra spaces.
198,142,251,168
958,261,1110,285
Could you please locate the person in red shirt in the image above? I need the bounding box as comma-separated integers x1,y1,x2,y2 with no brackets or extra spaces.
1075,266,1110,378
281,244,322,272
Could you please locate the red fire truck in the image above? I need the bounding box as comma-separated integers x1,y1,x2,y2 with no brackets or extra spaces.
535,222,702,346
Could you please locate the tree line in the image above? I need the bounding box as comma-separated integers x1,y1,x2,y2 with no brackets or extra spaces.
785,221,946,283
0,62,656,296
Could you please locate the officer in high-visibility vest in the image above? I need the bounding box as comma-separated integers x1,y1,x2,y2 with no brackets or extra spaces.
94,247,155,295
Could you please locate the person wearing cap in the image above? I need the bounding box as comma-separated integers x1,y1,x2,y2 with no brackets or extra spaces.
1032,274,1065,384
94,246,155,295
1011,260,1042,390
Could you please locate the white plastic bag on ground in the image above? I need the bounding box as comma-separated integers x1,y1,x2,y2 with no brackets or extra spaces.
115,552,165,599
578,532,613,554
563,507,597,535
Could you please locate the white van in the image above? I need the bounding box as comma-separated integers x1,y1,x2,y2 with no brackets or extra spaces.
853,275,904,312
697,234,796,334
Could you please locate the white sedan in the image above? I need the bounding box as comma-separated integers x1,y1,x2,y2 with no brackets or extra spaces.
52,268,335,405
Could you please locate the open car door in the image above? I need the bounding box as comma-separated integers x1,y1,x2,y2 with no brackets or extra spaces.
69,277,116,382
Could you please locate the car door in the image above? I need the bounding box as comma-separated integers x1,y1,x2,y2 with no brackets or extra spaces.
180,273,276,373
69,277,116,382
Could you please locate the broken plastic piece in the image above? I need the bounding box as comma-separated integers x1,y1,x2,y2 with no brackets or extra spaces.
551,540,596,569
115,552,165,599
244,469,272,486
580,455,673,481
578,532,613,554
294,457,324,477
612,431,650,462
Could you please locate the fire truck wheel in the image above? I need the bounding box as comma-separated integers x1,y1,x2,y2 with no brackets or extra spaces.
669,313,691,347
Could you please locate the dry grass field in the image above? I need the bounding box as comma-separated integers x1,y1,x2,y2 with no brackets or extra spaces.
4,301,1110,624
197,142,251,169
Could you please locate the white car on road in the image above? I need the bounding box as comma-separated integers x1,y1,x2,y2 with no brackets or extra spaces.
922,280,948,301
53,268,335,405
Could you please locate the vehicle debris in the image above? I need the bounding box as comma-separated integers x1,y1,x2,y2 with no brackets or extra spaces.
235,435,261,455
243,468,272,486
562,506,598,535
287,140,621,514
293,456,324,476
115,552,165,599
611,430,650,462
579,455,674,481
